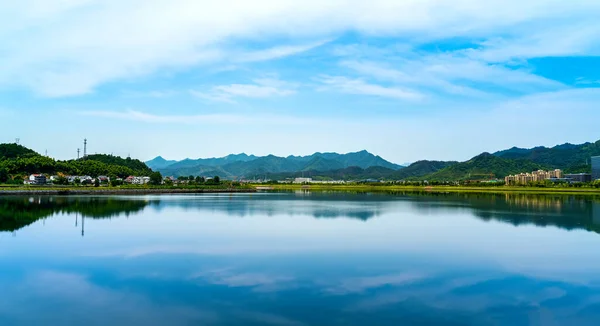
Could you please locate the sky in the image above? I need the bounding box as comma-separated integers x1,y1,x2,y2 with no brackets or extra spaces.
1,0,600,164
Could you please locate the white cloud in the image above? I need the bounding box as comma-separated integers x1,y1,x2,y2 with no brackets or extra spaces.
236,40,330,63
467,23,600,63
191,78,297,103
81,109,250,124
79,109,316,126
319,75,424,100
339,54,565,99
1,0,599,96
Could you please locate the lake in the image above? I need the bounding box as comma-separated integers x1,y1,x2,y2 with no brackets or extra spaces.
2,191,600,325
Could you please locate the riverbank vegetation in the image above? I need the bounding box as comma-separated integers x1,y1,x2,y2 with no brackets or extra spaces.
260,183,600,195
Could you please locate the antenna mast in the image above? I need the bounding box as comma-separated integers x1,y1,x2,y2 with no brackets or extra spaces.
83,139,87,159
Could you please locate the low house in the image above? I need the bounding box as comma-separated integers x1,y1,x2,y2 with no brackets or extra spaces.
565,173,593,183
26,174,47,185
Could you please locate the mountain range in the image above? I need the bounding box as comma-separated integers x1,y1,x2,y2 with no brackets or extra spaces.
147,139,600,181
147,150,403,179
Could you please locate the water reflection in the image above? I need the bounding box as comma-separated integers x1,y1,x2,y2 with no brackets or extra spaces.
2,192,600,325
2,192,600,235
399,192,600,233
0,196,154,232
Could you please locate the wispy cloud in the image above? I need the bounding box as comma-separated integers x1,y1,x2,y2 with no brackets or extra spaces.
236,40,329,63
318,75,424,101
81,109,250,124
191,78,297,103
121,90,179,98
79,109,318,126
335,49,566,100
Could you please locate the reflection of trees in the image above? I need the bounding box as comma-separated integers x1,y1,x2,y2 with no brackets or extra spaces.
159,192,386,220
0,197,154,232
396,191,600,234
3,191,599,234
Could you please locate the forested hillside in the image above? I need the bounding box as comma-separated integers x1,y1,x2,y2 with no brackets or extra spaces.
494,140,600,173
424,153,547,181
0,143,153,183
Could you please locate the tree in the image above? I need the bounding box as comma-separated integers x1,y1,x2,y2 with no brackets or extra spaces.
94,178,100,187
188,175,195,181
110,179,123,187
0,168,8,183
55,176,69,185
149,171,163,185
195,176,204,184
213,176,220,184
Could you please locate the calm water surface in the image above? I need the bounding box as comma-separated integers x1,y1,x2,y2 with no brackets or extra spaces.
2,192,600,325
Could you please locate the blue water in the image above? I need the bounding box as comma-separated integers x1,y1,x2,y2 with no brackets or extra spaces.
1,192,600,325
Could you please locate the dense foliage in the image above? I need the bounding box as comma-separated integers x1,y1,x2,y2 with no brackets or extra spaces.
391,160,458,180
0,143,39,159
0,143,153,181
85,154,152,175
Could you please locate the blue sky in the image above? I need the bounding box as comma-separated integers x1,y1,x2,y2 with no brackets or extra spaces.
1,0,600,164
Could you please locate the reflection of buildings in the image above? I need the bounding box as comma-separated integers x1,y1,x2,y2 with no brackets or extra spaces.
594,202,600,226
503,193,564,211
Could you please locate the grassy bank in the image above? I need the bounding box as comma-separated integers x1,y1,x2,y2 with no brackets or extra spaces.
257,184,600,195
0,184,256,196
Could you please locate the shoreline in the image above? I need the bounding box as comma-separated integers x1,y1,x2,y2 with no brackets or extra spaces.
2,185,600,196
0,187,257,196
258,184,600,196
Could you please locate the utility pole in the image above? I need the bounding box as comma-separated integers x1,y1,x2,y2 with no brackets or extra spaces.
15,138,20,145
77,148,80,160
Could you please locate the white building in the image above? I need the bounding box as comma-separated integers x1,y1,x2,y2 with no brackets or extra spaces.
126,176,151,185
294,177,312,184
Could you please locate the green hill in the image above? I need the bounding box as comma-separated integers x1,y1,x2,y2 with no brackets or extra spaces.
494,140,600,173
0,143,154,182
0,143,39,160
425,153,546,181
85,154,152,175
265,166,398,181
391,160,457,180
